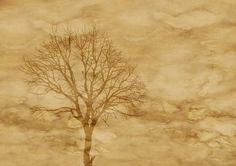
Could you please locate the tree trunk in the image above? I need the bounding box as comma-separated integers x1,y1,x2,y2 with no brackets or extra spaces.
83,126,94,166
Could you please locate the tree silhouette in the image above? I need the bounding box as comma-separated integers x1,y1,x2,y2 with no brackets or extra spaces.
22,27,145,166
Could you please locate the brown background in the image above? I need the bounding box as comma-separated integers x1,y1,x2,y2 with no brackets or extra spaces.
0,0,236,166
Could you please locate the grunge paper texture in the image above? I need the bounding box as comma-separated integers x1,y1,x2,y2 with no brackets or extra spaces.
0,0,236,166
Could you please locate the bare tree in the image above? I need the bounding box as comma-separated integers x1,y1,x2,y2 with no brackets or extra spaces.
22,27,145,166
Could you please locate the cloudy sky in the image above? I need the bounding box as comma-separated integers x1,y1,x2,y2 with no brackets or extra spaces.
0,0,236,110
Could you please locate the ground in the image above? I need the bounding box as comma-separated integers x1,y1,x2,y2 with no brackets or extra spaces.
0,97,235,166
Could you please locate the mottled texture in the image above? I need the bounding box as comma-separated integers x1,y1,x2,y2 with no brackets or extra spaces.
0,0,236,166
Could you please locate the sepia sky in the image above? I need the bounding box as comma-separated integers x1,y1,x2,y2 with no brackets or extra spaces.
0,0,236,110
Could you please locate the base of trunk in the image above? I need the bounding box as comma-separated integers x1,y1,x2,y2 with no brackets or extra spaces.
83,126,94,166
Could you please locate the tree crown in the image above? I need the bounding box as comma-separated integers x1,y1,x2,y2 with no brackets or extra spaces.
22,27,146,126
